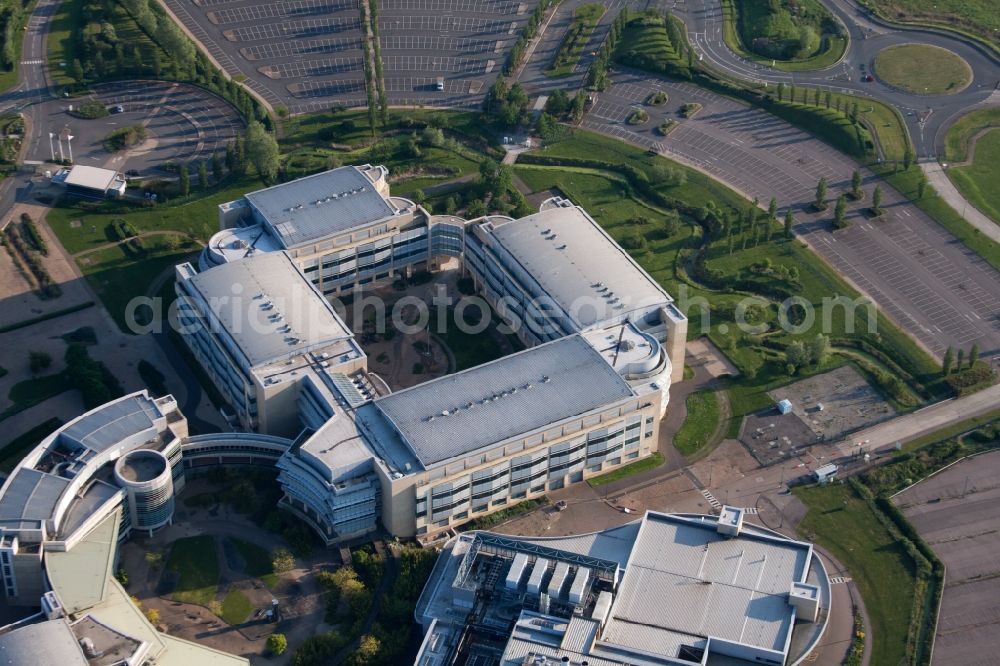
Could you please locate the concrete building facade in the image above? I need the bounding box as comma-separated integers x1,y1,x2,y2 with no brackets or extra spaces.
172,165,688,542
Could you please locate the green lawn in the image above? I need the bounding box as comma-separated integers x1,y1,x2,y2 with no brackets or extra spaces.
228,538,279,588
587,451,665,487
515,130,941,425
77,243,197,333
949,129,1000,224
220,588,254,625
47,0,167,89
673,390,721,456
0,418,62,472
863,0,999,51
545,3,605,77
795,483,917,666
724,0,848,72
46,177,263,255
943,106,1000,162
873,44,972,95
165,536,219,607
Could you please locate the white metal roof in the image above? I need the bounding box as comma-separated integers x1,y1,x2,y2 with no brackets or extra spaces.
63,165,120,191
372,335,635,467
184,251,355,367
488,200,671,329
245,166,396,248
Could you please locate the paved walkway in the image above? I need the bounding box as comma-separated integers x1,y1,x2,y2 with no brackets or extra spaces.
922,161,1000,244
830,382,1000,458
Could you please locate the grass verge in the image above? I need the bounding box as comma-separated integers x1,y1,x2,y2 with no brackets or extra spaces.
674,390,722,456
588,451,665,486
943,106,1000,163
545,3,605,77
948,129,1000,223
795,482,915,665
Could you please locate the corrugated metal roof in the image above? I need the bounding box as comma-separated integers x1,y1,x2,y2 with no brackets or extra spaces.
186,251,354,367
61,394,161,452
489,202,670,329
0,469,70,525
245,166,396,248
373,335,635,466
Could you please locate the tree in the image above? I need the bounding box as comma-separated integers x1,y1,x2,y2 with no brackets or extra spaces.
69,59,84,83
785,341,809,371
544,88,570,116
768,197,777,220
916,171,928,199
272,547,295,574
267,633,288,656
956,348,965,370
784,209,794,238
813,177,827,210
411,188,426,205
420,126,444,147
833,194,848,229
245,121,280,182
198,161,209,190
466,199,487,218
809,334,829,366
776,81,785,102
851,170,863,199
178,164,190,197
969,343,980,369
942,346,954,375
903,145,915,171
29,351,52,374
145,608,160,625
872,185,883,215
212,152,223,182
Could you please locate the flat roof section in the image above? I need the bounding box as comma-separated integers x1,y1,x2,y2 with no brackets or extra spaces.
373,335,636,467
245,166,396,248
603,513,811,658
489,200,671,329
0,618,89,665
62,165,121,192
185,251,355,367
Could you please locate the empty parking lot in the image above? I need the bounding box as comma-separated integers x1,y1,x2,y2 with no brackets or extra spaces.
164,0,537,112
583,70,1000,359
894,450,1000,666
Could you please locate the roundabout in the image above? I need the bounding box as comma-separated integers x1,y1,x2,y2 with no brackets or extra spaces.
873,43,973,95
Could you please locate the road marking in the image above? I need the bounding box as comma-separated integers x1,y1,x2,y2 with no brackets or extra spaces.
829,576,852,585
701,489,722,509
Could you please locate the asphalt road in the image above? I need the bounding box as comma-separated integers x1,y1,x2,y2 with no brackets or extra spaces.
23,82,243,176
674,0,1000,157
584,70,1000,359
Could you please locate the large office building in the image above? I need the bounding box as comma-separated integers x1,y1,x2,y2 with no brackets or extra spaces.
173,164,687,542
0,391,294,663
414,509,831,666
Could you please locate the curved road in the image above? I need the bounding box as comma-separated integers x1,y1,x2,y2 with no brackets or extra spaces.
675,0,1000,156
